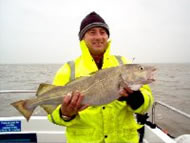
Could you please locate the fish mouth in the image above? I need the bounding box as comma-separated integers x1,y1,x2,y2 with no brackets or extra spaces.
147,67,156,83
141,78,155,84
147,78,155,83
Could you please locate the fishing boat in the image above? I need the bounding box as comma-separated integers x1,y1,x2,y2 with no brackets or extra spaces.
0,90,190,143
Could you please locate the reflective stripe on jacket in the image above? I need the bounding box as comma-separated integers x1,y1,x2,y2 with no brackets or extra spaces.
48,40,153,143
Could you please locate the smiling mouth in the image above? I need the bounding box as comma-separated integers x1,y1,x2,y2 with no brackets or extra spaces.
94,43,102,46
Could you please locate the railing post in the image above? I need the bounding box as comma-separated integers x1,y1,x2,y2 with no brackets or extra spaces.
152,102,156,124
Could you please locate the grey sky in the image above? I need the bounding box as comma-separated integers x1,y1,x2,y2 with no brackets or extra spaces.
0,0,190,64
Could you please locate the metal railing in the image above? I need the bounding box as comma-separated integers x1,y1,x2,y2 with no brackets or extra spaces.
0,90,36,94
152,101,190,123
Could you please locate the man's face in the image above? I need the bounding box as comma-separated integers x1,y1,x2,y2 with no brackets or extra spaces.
83,27,109,56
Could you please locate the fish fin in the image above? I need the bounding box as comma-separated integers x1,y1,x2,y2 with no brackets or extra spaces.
11,100,35,121
88,71,97,75
118,74,128,88
40,105,57,114
36,83,56,96
65,76,90,86
118,74,142,91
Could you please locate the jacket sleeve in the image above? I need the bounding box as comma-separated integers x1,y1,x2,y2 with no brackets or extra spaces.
127,84,154,114
48,63,79,127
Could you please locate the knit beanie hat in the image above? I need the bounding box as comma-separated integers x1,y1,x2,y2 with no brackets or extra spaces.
79,11,110,40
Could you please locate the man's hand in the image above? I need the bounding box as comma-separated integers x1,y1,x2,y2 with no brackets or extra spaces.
61,91,89,117
119,85,134,97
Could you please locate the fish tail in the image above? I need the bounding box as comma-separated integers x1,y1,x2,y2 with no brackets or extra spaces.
11,100,35,121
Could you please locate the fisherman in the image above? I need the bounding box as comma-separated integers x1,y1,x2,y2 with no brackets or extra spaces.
48,11,154,143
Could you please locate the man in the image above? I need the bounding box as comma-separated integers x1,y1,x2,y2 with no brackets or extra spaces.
48,11,153,143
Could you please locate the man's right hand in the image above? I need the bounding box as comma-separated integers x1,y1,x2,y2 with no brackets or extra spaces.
60,91,89,118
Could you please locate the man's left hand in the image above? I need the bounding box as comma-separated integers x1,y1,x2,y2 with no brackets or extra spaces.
119,85,133,97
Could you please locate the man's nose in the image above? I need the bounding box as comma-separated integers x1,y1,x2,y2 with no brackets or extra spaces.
94,32,102,39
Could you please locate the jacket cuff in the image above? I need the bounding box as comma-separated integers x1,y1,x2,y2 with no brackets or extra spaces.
118,90,144,110
48,105,78,127
127,91,144,110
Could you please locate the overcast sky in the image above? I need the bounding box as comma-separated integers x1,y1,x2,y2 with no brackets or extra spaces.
0,0,190,64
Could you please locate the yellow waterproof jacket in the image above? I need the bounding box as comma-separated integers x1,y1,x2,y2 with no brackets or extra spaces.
48,40,153,143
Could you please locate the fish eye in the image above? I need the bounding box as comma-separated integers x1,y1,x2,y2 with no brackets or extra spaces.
139,66,144,71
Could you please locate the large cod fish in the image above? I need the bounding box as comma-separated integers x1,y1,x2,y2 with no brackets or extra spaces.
11,64,156,121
